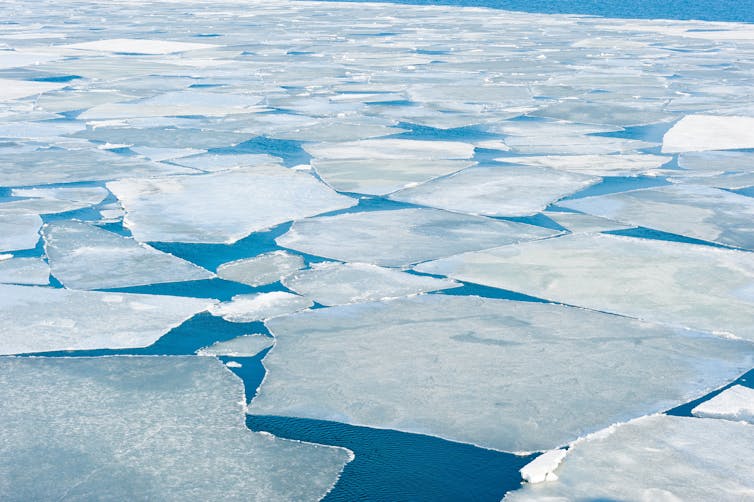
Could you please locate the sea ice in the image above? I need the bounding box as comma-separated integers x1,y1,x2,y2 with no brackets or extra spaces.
281,262,459,306
249,294,754,452
416,233,754,340
78,91,265,119
692,385,754,423
505,415,754,501
0,78,66,101
0,356,351,500
0,285,214,354
197,334,274,357
303,139,475,160
388,165,598,216
543,211,631,234
560,184,754,250
519,449,567,483
662,115,754,153
209,291,313,323
11,187,109,206
0,258,49,285
0,198,92,216
62,38,219,54
0,214,42,252
277,208,559,267
217,251,305,287
42,221,213,290
171,153,283,172
107,166,357,244
501,154,670,176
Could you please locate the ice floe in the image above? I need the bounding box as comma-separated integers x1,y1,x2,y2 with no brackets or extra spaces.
389,165,598,217
519,449,567,484
0,285,214,354
108,166,357,243
217,251,305,287
560,184,754,250
209,291,313,323
249,294,753,452
662,115,754,153
501,154,670,177
62,38,219,54
0,214,42,252
277,208,559,267
505,415,754,500
282,262,460,306
0,356,351,500
416,233,754,340
0,78,66,101
0,257,49,285
42,220,213,290
197,334,274,357
542,211,631,234
11,186,109,206
692,385,754,423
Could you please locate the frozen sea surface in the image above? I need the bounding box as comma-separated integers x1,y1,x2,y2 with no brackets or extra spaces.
2,0,754,499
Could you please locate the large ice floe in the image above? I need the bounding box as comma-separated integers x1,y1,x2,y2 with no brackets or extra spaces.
249,294,754,452
0,356,351,500
0,285,214,354
505,415,754,500
277,208,559,267
42,220,213,289
416,233,754,340
108,166,357,243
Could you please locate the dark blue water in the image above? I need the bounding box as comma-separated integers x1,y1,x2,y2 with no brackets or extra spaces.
312,0,754,23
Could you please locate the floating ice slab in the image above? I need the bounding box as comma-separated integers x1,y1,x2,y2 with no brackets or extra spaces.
78,91,264,119
502,135,656,155
42,221,213,290
62,38,219,54
0,356,350,500
692,385,754,423
0,258,49,285
0,51,60,69
416,233,754,340
519,449,567,484
0,78,66,101
311,158,476,195
210,292,313,323
108,166,357,244
389,165,598,217
501,154,670,176
171,153,283,172
505,415,754,501
282,262,460,306
250,295,754,452
304,139,475,160
677,150,754,175
0,198,92,216
543,211,631,234
560,184,754,250
0,285,214,354
11,187,109,206
277,208,559,267
197,334,274,357
662,115,754,153
0,214,41,252
217,251,305,287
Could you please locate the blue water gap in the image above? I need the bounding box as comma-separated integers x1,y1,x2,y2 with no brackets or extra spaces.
312,0,754,23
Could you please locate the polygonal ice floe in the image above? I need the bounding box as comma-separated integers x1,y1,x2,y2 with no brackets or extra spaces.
210,292,313,323
0,285,214,354
0,78,66,101
0,198,92,216
0,51,60,69
249,294,754,452
677,150,754,175
0,120,85,140
197,334,274,357
11,187,109,206
108,166,357,244
505,415,754,501
416,233,754,340
560,184,754,250
42,221,213,290
543,211,631,234
0,257,49,285
0,214,41,252
0,356,351,500
519,449,567,484
62,38,219,54
388,165,598,217
78,91,264,119
277,208,559,267
692,385,754,423
282,262,460,306
304,139,475,160
311,158,476,195
500,154,670,176
662,115,754,153
171,153,283,172
217,251,305,287
530,101,674,127
502,134,656,155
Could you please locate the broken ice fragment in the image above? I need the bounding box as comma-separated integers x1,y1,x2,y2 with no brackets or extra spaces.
108,166,357,244
662,115,754,153
542,211,630,234
505,415,754,501
42,220,213,290
0,356,351,500
500,154,670,177
210,292,313,323
197,334,274,357
0,78,66,101
217,251,305,287
282,262,460,306
0,258,49,285
0,214,41,252
277,208,559,267
0,285,214,354
11,187,109,206
692,385,754,423
62,38,219,54
249,294,753,452
519,449,567,484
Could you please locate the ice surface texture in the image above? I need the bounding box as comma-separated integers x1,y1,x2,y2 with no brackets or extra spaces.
210,292,313,323
506,415,754,500
416,233,754,340
692,385,754,423
0,215,42,252
217,251,305,287
249,295,753,452
0,356,351,501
